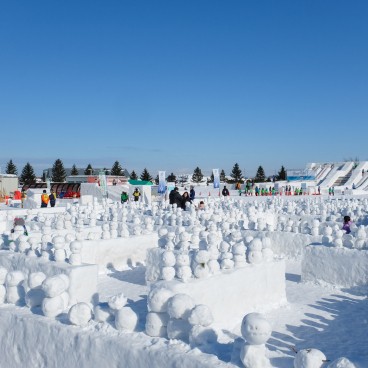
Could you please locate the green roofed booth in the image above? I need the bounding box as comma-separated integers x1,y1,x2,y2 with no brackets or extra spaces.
128,180,153,205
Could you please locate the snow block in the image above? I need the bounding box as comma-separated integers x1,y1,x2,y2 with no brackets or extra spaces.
0,251,98,305
151,260,287,330
301,245,368,288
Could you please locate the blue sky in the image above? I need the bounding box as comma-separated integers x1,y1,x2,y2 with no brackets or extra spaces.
0,0,367,178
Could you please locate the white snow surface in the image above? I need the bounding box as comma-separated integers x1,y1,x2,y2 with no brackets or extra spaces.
0,194,368,367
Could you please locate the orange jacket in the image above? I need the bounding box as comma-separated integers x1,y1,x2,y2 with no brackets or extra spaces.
41,193,50,204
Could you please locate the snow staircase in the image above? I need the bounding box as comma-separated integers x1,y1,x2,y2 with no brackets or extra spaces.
332,169,353,187
344,161,368,189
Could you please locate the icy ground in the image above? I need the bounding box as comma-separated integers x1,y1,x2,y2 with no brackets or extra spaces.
98,260,368,367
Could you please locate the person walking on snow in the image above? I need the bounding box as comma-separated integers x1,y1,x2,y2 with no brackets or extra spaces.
41,190,49,208
190,186,195,201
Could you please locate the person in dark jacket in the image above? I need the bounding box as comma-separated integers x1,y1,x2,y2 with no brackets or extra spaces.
181,191,192,209
49,190,56,207
189,186,195,201
222,186,230,197
169,187,182,207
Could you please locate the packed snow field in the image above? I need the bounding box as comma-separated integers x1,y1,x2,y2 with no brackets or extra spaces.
0,189,367,368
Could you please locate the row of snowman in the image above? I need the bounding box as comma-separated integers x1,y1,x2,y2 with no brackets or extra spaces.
154,229,273,282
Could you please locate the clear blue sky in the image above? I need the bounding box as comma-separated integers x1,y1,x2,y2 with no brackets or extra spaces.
1,0,367,178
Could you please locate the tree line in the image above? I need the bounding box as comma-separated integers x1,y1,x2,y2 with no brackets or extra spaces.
4,159,287,185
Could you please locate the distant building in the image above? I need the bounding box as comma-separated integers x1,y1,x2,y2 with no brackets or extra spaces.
43,167,130,181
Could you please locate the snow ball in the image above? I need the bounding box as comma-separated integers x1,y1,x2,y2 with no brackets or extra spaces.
148,287,173,313
161,251,176,267
293,348,327,368
244,235,254,244
241,313,272,345
189,325,217,346
188,304,213,327
70,240,82,253
161,266,176,281
176,265,192,281
68,302,93,327
28,272,46,289
42,294,68,318
52,236,65,249
194,250,210,264
0,267,8,285
167,318,191,341
108,293,127,311
115,307,138,332
5,271,24,287
249,238,263,252
145,312,169,337
232,243,246,255
167,293,195,319
219,241,230,252
42,274,69,298
193,263,210,278
176,253,190,267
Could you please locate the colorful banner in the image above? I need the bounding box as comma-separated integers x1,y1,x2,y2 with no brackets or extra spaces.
287,169,316,182
213,169,220,189
158,171,166,194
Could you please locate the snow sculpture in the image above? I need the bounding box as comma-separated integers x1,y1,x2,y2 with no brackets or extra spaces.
157,228,168,248
25,272,46,308
219,241,234,269
165,232,176,251
167,293,195,341
327,357,356,368
102,223,111,240
41,233,52,260
53,236,66,262
262,236,274,262
190,226,201,249
69,240,83,266
161,250,176,281
27,237,39,258
110,221,118,239
192,250,210,278
247,238,263,264
68,302,93,327
354,226,366,249
18,234,30,253
177,231,190,252
240,313,272,368
175,253,192,281
108,295,138,332
41,274,70,318
6,271,25,305
0,267,8,304
232,242,247,268
332,230,344,248
293,348,327,368
322,226,333,245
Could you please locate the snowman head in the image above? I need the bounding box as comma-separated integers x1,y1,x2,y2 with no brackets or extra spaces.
241,313,271,345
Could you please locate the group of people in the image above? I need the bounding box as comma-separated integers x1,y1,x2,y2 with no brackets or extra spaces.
169,186,197,210
121,188,141,203
41,189,57,208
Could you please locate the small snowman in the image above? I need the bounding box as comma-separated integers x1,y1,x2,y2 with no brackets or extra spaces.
160,250,176,281
247,238,263,264
68,302,93,327
108,293,138,332
175,252,192,281
219,241,234,269
41,274,70,318
25,272,46,308
69,240,83,266
6,271,25,305
240,313,272,368
53,236,67,262
192,250,210,278
293,348,327,368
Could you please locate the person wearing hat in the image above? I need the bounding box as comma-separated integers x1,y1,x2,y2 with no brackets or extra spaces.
41,189,50,208
133,188,141,202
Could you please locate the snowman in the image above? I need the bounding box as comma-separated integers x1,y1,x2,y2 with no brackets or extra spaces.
293,348,327,368
240,313,272,368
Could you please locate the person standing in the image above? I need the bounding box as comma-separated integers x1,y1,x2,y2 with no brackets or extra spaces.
41,190,49,208
121,191,129,203
190,186,195,202
49,190,56,207
133,188,141,202
222,185,230,197
169,187,182,207
181,191,192,210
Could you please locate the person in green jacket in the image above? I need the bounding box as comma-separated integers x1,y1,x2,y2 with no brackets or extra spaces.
121,191,129,203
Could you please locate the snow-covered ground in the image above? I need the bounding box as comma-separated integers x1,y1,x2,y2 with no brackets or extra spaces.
0,191,367,367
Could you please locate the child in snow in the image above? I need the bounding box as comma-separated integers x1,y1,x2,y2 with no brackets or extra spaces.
342,215,352,234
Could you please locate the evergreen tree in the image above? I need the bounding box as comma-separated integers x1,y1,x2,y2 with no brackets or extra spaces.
111,161,123,176
277,165,287,181
230,163,243,182
192,167,204,183
20,162,36,184
70,164,79,176
51,159,67,182
167,173,176,182
84,164,93,175
5,159,17,175
130,170,138,180
255,166,266,182
140,168,153,181
220,169,226,182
